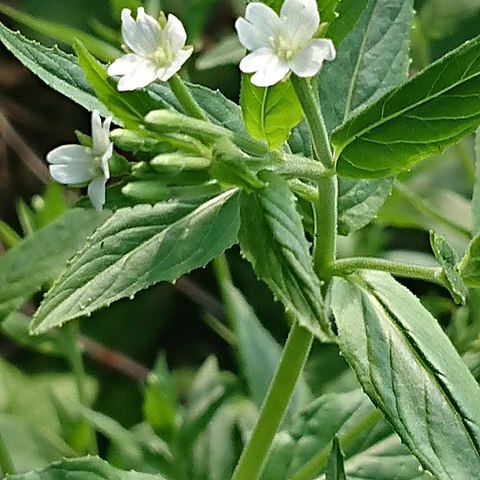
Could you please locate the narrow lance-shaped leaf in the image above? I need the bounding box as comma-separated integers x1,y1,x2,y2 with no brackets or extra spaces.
31,191,240,334
240,76,303,149
326,437,346,480
0,209,108,321
6,456,167,480
330,272,480,478
332,34,480,178
239,171,329,340
473,126,480,235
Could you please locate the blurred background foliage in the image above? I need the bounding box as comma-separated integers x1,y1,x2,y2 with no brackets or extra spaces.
2,0,480,473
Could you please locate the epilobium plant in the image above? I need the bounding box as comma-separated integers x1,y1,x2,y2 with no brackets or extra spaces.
47,110,112,211
2,0,480,479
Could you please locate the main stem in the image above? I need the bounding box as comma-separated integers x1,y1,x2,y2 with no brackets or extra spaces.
231,319,312,480
232,76,337,480
0,430,14,476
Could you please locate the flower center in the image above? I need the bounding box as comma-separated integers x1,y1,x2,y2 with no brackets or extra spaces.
150,46,172,66
272,35,295,61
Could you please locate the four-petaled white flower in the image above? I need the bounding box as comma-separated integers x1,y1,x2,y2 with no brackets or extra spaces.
47,110,112,211
107,7,193,91
235,0,336,87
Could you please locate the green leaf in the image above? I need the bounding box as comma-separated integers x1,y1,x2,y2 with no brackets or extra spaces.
0,22,109,116
337,177,393,235
319,0,414,133
238,171,329,340
326,0,369,45
430,230,467,304
217,276,310,411
332,34,480,178
330,272,480,478
6,456,167,479
31,192,239,333
261,389,374,479
240,76,302,149
473,127,480,235
196,34,245,70
74,41,158,128
0,4,120,62
326,437,346,480
460,232,480,287
0,209,107,321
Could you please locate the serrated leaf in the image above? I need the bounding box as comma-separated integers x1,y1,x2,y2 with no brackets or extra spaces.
337,177,393,235
239,171,329,340
0,23,245,135
0,4,120,62
330,272,480,479
430,230,467,304
0,22,109,116
240,76,302,149
0,209,107,321
31,192,239,334
332,34,480,178
319,0,414,133
326,437,346,480
6,456,167,479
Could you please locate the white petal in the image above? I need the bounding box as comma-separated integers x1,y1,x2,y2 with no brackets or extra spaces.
121,7,159,55
235,3,280,51
46,144,92,165
49,163,93,185
281,0,319,46
87,176,107,211
116,59,159,91
91,111,110,156
289,38,336,77
239,48,277,73
108,54,145,77
250,56,290,87
100,143,112,180
164,14,187,53
157,47,193,81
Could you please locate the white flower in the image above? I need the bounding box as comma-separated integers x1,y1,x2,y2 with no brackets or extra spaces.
235,0,336,87
47,110,112,211
107,7,193,91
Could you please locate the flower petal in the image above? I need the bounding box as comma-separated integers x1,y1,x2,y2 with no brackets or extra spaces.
116,59,159,91
49,163,93,185
46,145,92,165
250,56,290,87
239,48,277,73
235,3,280,51
281,0,319,47
87,176,107,211
121,7,159,55
91,111,111,157
164,14,187,53
157,47,193,81
100,143,112,180
107,53,146,77
289,38,336,77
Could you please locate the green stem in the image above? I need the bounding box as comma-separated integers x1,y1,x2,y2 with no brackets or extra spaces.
231,319,313,480
279,155,328,181
0,430,14,476
168,74,208,121
394,182,471,239
290,409,383,480
290,76,334,169
332,257,444,284
63,321,98,455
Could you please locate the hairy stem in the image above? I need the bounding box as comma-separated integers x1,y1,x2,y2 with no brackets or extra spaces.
168,74,208,121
